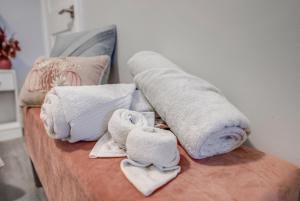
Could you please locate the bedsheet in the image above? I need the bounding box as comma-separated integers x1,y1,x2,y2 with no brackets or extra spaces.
23,108,300,201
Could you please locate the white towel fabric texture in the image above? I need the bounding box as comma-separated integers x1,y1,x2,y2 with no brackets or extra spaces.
130,90,153,112
90,110,155,158
40,84,136,142
128,51,251,159
108,109,150,149
121,127,180,196
89,132,126,158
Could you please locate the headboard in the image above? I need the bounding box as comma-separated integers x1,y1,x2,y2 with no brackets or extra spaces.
75,0,300,166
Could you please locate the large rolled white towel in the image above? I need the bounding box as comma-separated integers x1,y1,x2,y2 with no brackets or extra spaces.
40,84,136,142
121,127,180,196
108,109,149,149
128,51,251,159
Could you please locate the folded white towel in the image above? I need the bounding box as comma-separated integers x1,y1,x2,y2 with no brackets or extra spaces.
90,111,155,158
128,51,251,159
121,127,180,196
89,132,126,158
108,109,150,149
130,90,153,112
40,84,136,142
120,160,180,196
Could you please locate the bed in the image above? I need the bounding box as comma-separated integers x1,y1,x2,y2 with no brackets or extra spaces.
23,107,300,201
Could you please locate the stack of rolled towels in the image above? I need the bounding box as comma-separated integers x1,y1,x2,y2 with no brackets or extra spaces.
40,50,251,196
90,108,181,196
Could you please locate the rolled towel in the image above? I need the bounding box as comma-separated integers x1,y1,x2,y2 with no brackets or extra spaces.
130,90,153,112
90,111,155,158
126,127,180,171
40,84,136,142
128,51,251,159
108,109,149,149
121,127,180,196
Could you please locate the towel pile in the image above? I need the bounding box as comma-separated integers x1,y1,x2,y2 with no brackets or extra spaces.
40,50,251,197
90,109,181,196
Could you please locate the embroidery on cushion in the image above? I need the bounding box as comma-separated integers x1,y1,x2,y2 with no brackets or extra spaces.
27,58,82,92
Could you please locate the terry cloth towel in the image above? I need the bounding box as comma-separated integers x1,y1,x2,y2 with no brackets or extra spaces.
90,110,155,158
130,90,153,112
121,127,180,196
89,132,126,158
128,51,251,159
40,84,136,143
108,109,151,149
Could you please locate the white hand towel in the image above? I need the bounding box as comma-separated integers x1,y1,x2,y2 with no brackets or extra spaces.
120,160,180,197
89,132,126,158
40,84,136,142
121,127,180,196
90,111,155,158
130,90,153,112
108,109,149,149
128,51,251,159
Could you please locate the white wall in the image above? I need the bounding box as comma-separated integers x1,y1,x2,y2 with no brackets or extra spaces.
40,0,75,54
77,0,300,166
0,0,45,90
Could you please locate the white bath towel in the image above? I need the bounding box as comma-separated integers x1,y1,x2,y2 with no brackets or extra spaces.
108,109,150,149
128,51,251,159
130,90,153,112
40,84,136,142
121,127,180,196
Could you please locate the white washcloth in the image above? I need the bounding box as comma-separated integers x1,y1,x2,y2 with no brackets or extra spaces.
121,127,180,196
40,84,136,142
128,51,251,159
89,132,126,158
130,90,153,112
108,109,149,149
90,111,155,158
121,160,180,196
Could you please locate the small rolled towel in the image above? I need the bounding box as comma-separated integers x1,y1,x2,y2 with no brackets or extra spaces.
128,51,251,159
126,127,180,170
121,127,180,196
108,109,149,149
90,111,155,158
40,84,136,142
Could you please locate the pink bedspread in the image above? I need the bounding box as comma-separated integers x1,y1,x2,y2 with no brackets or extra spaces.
23,108,300,201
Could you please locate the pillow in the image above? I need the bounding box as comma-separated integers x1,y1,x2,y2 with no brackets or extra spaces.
20,55,110,106
50,25,116,84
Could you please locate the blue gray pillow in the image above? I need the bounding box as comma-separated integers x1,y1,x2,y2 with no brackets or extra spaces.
50,25,116,83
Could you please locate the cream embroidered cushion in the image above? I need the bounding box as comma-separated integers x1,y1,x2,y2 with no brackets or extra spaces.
20,55,110,106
